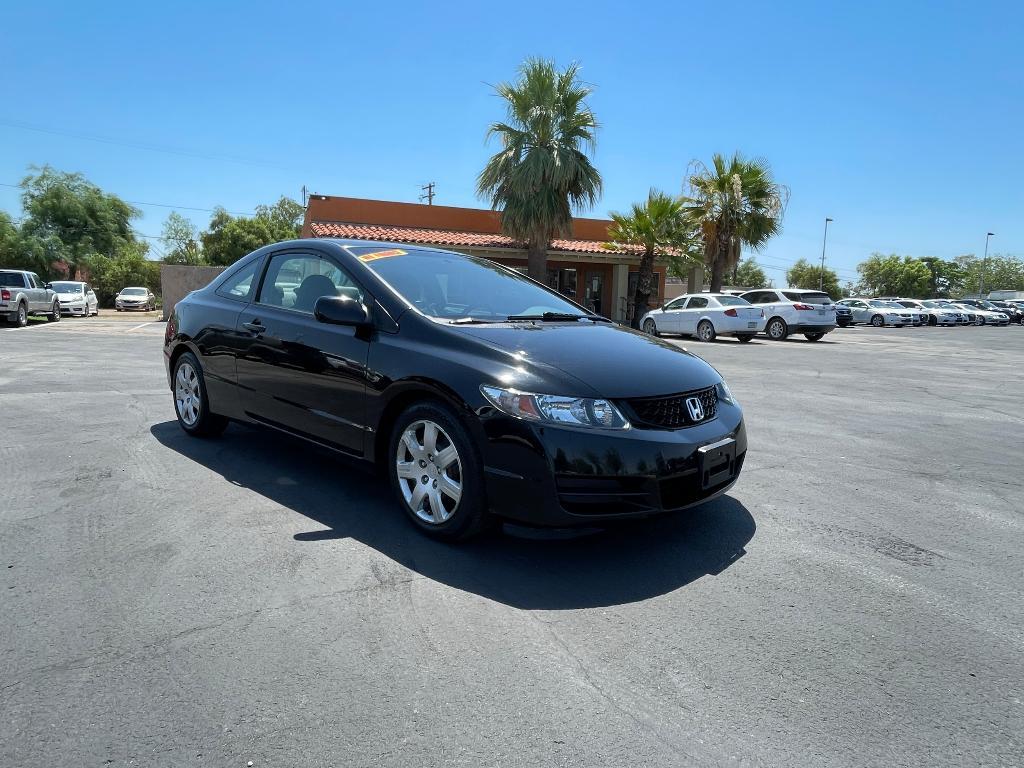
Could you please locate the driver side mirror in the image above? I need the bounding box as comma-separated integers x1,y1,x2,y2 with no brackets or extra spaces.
661,303,667,312
44,283,52,289
314,295,371,328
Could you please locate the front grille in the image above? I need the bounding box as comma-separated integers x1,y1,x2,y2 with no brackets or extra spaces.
622,386,718,429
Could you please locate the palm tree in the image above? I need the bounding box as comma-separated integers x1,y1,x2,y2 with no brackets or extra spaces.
682,153,788,292
477,58,602,281
606,190,697,328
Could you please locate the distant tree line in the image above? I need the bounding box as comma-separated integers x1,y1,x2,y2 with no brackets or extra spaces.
0,165,302,306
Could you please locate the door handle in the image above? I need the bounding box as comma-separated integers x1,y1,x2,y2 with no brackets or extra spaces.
242,319,265,335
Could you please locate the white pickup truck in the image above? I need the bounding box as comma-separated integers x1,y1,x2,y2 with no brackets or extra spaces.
0,269,62,326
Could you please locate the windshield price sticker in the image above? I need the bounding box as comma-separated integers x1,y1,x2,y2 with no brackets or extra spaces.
358,249,407,262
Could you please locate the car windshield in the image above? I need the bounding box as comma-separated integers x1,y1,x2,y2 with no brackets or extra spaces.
121,288,147,296
51,282,84,294
351,247,586,321
714,295,751,306
783,291,832,304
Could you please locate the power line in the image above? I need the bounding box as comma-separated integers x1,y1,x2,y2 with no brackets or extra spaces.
0,181,253,217
0,118,290,170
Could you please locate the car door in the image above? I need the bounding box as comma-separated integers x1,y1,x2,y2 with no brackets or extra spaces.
659,296,687,332
234,248,371,454
27,273,46,311
680,296,709,334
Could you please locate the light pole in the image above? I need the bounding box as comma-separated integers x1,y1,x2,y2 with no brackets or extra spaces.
819,217,833,291
979,232,994,296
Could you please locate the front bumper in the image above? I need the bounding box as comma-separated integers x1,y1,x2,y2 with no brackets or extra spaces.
59,302,88,315
479,403,747,526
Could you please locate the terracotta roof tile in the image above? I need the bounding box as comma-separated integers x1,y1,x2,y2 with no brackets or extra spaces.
309,221,635,255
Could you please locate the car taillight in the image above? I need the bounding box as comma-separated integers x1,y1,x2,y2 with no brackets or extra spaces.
1,289,9,301
794,303,814,311
723,308,738,317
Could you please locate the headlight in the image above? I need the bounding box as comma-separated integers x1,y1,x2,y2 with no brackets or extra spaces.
480,385,629,430
716,380,737,406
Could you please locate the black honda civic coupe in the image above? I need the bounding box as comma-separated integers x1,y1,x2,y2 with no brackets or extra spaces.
164,239,747,540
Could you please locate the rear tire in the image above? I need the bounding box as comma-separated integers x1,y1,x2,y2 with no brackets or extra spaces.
696,320,716,342
804,333,825,342
15,302,28,327
388,401,490,541
172,351,228,437
766,317,788,340
736,334,754,343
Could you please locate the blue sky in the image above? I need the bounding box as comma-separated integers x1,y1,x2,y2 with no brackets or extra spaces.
2,0,1021,286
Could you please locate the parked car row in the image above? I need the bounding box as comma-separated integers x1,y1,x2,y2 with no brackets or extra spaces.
837,297,1020,326
0,272,158,325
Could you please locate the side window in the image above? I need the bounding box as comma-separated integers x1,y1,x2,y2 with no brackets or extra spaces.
686,296,709,309
258,252,363,313
216,259,261,302
665,297,687,310
29,273,40,288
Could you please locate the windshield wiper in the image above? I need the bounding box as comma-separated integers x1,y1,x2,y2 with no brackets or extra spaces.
448,317,496,325
505,312,611,322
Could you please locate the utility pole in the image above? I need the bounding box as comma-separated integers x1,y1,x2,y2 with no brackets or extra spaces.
979,231,994,296
819,217,833,291
419,182,436,205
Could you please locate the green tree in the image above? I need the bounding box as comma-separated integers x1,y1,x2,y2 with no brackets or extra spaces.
19,165,141,279
786,258,841,298
161,212,206,265
83,241,159,306
606,190,695,327
200,197,303,266
953,253,1024,296
856,253,932,297
477,58,602,280
732,257,769,289
682,153,788,292
919,257,964,298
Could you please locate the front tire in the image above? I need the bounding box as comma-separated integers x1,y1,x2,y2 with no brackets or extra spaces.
388,401,489,541
642,318,659,336
696,319,716,342
766,317,788,340
870,314,884,327
172,352,228,437
48,302,61,322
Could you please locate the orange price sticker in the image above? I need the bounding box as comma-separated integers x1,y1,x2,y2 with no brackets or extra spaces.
357,248,407,262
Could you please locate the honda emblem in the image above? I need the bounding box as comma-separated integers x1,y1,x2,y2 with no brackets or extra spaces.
685,396,704,422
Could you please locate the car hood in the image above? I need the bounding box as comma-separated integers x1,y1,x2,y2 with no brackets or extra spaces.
453,322,722,398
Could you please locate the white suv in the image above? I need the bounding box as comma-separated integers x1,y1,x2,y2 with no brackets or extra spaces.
739,288,837,341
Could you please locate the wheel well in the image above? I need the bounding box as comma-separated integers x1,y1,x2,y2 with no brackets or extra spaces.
373,386,469,468
767,315,786,327
167,344,191,389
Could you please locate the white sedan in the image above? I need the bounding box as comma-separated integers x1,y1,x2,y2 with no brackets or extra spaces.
51,280,99,317
641,293,766,343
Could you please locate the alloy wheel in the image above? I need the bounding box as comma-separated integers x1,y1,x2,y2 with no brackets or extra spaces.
174,362,202,426
17,304,27,326
768,319,785,339
643,319,657,335
395,419,462,524
697,321,715,342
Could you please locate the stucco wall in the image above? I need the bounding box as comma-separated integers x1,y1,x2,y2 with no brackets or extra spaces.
160,264,227,320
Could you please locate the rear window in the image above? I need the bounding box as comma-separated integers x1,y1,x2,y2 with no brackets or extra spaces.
0,272,27,287
784,291,831,304
714,295,750,306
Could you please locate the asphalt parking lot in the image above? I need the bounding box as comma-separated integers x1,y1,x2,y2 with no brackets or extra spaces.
2,320,1022,767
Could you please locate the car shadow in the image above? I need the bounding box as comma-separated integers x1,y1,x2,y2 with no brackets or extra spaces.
150,421,756,610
